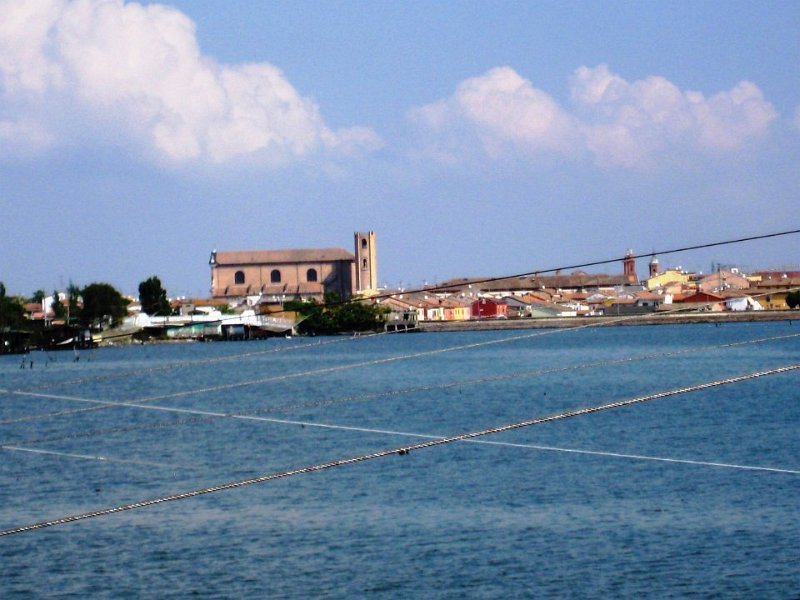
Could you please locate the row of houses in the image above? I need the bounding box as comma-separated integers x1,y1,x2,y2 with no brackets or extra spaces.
375,263,800,328
19,248,798,331
644,261,800,310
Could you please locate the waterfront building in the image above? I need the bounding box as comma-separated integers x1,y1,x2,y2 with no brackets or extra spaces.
748,274,800,310
471,298,508,319
697,269,749,293
646,268,694,292
209,231,378,303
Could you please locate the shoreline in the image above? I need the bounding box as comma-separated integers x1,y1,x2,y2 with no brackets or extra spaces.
417,310,798,332
81,310,797,347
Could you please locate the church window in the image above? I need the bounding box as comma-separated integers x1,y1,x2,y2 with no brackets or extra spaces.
361,238,367,249
271,269,281,283
307,268,318,282
234,271,245,285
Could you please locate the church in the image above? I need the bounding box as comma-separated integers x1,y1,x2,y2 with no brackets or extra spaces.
209,232,378,302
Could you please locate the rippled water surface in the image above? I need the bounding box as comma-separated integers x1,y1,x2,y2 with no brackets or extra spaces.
1,322,799,598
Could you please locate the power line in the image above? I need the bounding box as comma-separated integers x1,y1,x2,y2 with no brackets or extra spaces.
355,226,800,303
2,362,797,537
113,226,800,324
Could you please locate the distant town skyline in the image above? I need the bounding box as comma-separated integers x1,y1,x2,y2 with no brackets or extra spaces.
1,1,799,297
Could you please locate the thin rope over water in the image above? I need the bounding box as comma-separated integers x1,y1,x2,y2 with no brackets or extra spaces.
0,298,783,428
0,319,623,425
471,440,800,475
0,306,766,426
8,334,364,395
0,445,199,470
2,362,797,537
3,331,798,437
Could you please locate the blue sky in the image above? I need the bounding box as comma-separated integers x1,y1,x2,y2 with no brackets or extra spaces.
1,0,799,298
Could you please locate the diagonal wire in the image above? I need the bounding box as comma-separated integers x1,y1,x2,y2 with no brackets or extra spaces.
5,331,799,447
0,320,619,425
2,362,797,537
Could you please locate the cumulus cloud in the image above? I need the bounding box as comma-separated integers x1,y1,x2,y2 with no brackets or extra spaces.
411,64,777,169
410,67,579,161
571,64,776,167
0,0,381,164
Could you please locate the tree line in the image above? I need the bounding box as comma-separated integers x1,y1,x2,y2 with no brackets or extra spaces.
1,278,390,352
0,276,171,351
284,292,390,335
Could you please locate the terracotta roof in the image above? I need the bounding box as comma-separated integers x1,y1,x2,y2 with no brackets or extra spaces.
531,274,632,289
519,292,552,303
634,291,663,301
380,297,416,310
436,273,634,293
752,271,800,279
677,292,725,303
391,297,430,308
214,248,354,265
713,289,759,298
750,277,800,290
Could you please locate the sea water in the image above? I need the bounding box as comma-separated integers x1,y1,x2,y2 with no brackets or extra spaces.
0,321,798,598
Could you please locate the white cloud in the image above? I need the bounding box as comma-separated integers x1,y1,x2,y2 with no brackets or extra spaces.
0,0,65,94
411,64,777,169
410,67,579,160
571,65,777,166
0,0,381,164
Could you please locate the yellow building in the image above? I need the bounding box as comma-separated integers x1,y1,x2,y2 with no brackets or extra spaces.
646,269,693,291
753,289,790,310
749,274,800,310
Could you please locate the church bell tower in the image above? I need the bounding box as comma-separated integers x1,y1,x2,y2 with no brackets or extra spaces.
623,249,637,284
354,231,378,295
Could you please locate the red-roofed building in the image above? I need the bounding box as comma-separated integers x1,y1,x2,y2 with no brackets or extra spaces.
675,291,727,312
471,298,508,319
209,232,377,302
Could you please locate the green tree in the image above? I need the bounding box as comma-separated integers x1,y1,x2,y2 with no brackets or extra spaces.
285,298,333,334
787,290,800,309
30,289,45,304
81,283,129,327
287,292,388,335
51,289,66,319
335,298,389,331
138,276,171,316
0,282,25,329
66,281,81,324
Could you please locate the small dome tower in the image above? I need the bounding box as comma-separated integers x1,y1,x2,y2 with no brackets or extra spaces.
649,255,659,277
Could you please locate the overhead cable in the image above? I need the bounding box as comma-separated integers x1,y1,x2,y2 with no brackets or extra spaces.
116,226,800,324
323,226,800,306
